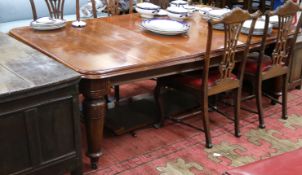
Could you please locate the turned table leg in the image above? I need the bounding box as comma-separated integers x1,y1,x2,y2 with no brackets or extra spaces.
80,79,110,169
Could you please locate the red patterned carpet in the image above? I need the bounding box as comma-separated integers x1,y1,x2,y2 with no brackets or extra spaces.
82,80,302,175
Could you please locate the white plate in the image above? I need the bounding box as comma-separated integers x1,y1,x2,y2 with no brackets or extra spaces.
31,22,66,31
241,19,272,35
136,2,160,10
141,19,189,35
142,19,189,32
156,9,168,16
36,17,57,24
243,20,273,30
183,5,195,13
208,9,230,18
261,15,279,28
213,23,224,30
31,17,66,31
34,17,65,25
170,0,188,6
198,7,212,14
261,15,278,23
31,20,65,27
167,6,188,14
141,26,188,35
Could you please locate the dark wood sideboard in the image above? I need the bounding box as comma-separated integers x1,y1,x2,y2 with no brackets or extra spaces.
0,33,82,175
289,34,302,89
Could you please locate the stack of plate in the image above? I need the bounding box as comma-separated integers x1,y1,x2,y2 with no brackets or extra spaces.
170,0,188,7
208,9,230,30
141,19,190,35
31,17,66,30
208,9,231,19
167,6,189,21
156,9,168,16
198,7,212,15
183,5,196,14
261,15,279,28
135,2,160,18
241,19,273,35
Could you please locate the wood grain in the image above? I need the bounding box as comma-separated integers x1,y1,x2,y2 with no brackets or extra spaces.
8,11,288,169
0,33,79,98
10,13,275,79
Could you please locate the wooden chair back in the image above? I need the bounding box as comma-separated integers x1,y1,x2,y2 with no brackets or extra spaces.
204,8,259,89
258,0,302,70
82,0,134,18
207,0,227,8
106,0,134,16
249,0,276,12
91,0,167,17
150,0,170,9
29,0,65,20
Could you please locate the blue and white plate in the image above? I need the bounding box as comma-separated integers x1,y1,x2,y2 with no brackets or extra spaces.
197,7,212,15
156,9,168,16
208,9,230,19
141,19,190,35
213,23,224,30
261,15,279,28
241,19,272,35
31,17,66,30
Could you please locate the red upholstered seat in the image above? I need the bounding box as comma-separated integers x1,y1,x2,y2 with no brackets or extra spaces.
225,148,302,175
245,52,273,73
169,71,238,89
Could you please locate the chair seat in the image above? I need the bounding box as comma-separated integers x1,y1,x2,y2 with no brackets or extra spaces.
166,71,238,89
245,52,273,73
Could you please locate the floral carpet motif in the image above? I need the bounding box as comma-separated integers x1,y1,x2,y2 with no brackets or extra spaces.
83,84,302,175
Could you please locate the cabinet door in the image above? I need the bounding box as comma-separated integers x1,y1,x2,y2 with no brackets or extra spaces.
289,41,302,89
0,95,79,175
0,112,32,175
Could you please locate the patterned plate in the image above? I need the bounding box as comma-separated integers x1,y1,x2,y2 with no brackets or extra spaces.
141,19,190,35
241,19,272,36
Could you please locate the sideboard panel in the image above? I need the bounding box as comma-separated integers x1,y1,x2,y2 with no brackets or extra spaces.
0,112,31,175
0,85,81,175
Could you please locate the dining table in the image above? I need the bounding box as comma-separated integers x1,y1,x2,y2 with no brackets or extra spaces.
9,12,279,169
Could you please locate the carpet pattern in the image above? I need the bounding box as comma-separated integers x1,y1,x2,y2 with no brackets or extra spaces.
83,81,302,175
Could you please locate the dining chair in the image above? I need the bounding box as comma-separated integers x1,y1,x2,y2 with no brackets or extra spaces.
105,0,134,16
29,0,65,20
206,0,227,8
154,8,260,148
84,0,134,17
150,0,170,9
242,0,302,128
228,0,248,9
248,0,276,12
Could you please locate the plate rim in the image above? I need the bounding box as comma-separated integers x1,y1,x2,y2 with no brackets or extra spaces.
141,19,189,32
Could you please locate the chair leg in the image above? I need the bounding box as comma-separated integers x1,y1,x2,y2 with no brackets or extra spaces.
282,74,288,120
104,95,109,110
114,85,120,103
234,88,241,137
153,81,165,128
255,79,265,128
201,97,212,148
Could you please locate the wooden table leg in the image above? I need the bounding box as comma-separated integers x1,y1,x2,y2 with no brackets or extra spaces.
80,79,110,169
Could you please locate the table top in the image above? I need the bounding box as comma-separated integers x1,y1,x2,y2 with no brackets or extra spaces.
0,33,79,99
10,13,270,79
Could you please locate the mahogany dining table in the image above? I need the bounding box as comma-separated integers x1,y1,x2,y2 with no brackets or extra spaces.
9,12,277,169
